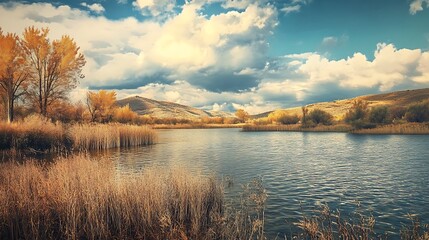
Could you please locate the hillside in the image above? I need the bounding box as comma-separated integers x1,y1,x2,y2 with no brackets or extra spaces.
117,96,232,119
254,88,429,120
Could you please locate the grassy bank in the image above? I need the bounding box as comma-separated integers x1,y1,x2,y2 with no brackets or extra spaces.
0,115,157,153
0,156,223,239
242,123,352,132
153,123,244,129
0,156,428,239
352,123,429,135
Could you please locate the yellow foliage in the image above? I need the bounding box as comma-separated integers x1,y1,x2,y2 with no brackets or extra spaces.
235,109,249,122
86,90,117,122
113,104,138,123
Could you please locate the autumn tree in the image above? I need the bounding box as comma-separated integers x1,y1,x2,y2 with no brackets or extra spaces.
0,29,29,122
21,26,85,116
268,110,300,124
113,104,138,123
86,90,117,122
235,109,249,123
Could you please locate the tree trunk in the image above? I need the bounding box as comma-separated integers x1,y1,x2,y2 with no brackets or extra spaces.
6,96,14,123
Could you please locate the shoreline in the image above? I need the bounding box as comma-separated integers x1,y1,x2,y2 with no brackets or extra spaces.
241,123,429,135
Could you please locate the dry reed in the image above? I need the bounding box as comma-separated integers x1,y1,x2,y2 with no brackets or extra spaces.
0,155,223,239
242,124,352,132
0,118,157,153
68,124,157,151
352,123,429,135
153,123,244,129
0,115,68,153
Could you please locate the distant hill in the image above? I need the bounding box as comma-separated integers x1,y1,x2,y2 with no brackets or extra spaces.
253,88,429,120
116,96,233,119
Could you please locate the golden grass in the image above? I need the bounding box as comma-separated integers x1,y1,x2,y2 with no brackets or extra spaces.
0,155,428,239
153,123,244,129
0,115,67,152
70,124,157,151
352,123,429,135
242,123,352,132
0,116,157,153
0,155,224,239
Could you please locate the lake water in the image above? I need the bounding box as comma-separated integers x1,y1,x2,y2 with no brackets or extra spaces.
101,129,429,238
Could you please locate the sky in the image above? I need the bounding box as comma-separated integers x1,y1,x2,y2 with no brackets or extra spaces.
1,0,429,114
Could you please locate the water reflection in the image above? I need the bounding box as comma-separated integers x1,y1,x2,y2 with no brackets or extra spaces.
98,129,429,237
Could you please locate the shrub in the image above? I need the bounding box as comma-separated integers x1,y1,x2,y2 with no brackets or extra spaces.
268,110,299,125
344,99,369,123
390,106,407,120
405,101,429,123
369,106,391,124
308,109,333,125
113,104,138,124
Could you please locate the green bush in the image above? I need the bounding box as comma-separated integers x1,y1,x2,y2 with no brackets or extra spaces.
369,106,391,124
344,99,369,123
405,101,429,123
390,106,407,120
308,109,333,125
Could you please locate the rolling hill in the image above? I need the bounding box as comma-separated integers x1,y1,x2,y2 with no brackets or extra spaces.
116,96,233,119
253,88,429,120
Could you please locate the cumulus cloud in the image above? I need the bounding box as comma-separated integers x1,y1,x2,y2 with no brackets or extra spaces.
2,2,429,115
80,2,105,14
410,0,429,14
132,0,176,16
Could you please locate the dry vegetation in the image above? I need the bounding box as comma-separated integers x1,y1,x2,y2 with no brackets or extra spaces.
0,115,156,153
242,124,352,132
0,156,224,239
0,156,427,239
352,123,429,135
70,124,156,151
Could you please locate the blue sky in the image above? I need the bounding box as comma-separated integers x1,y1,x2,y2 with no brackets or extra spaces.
1,0,429,113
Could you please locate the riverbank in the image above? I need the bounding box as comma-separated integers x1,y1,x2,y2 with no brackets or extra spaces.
242,123,352,132
242,123,429,135
352,123,429,135
153,123,244,129
0,115,157,154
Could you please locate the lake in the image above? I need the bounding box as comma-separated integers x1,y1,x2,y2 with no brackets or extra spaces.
100,129,429,238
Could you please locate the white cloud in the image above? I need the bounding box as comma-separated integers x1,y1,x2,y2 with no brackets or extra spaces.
410,0,429,14
117,0,128,4
2,2,429,114
281,0,311,15
132,0,176,16
80,2,105,14
281,5,300,14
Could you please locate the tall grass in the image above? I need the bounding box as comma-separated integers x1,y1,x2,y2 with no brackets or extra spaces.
242,124,352,132
0,156,428,239
352,123,429,135
0,156,223,239
70,124,156,151
0,116,157,153
0,115,69,153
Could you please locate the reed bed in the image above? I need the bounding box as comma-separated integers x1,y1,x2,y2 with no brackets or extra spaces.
0,156,428,239
0,117,157,153
242,124,352,132
0,115,68,153
0,155,224,239
153,123,244,129
352,123,429,135
70,124,157,151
